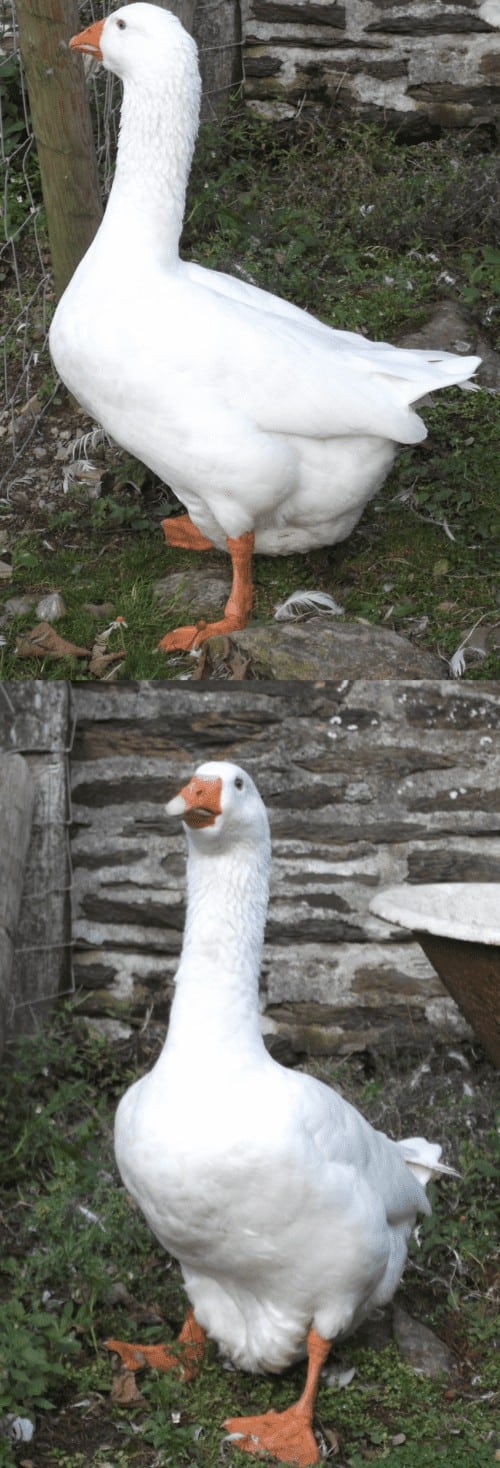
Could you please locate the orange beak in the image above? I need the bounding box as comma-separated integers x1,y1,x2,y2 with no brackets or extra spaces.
170,775,223,829
69,18,105,59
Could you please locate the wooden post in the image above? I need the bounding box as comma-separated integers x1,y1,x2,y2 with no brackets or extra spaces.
147,1,196,34
0,754,35,1061
195,0,242,122
16,0,102,300
149,0,242,119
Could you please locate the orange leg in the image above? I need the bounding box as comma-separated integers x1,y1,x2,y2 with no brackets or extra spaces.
157,531,254,654
161,514,213,552
224,1327,330,1467
106,1307,206,1383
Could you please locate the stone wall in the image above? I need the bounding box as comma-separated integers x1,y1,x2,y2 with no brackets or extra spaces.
0,684,72,1046
70,681,500,1057
241,0,500,132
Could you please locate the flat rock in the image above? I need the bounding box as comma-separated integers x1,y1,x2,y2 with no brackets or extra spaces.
398,303,500,391
224,619,443,680
393,1305,454,1378
154,566,231,620
2,594,37,621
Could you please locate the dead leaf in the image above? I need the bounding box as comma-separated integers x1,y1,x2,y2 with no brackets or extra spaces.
323,1427,341,1453
190,645,210,680
89,651,124,678
15,621,89,659
109,1367,145,1406
227,649,251,680
0,560,12,581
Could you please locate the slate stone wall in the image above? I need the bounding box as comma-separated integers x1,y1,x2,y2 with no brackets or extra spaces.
2,681,498,1058
70,681,500,1057
241,0,500,132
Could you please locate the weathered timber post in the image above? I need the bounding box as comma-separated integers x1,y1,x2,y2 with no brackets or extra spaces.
149,0,242,119
195,0,242,122
16,0,102,300
0,754,35,1062
146,1,196,33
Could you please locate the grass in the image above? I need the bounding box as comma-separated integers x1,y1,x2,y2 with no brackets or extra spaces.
0,1009,498,1466
1,115,499,678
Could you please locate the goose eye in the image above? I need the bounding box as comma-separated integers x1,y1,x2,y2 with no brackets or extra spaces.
234,777,244,790
116,17,126,28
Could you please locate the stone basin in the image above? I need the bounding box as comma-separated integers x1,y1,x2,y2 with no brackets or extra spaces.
369,884,500,1067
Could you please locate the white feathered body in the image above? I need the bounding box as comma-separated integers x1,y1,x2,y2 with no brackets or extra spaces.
114,762,444,1375
50,4,480,557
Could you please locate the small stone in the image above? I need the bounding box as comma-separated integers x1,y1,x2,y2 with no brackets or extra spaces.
393,1305,454,1378
154,567,231,618
3,595,37,620
83,601,115,617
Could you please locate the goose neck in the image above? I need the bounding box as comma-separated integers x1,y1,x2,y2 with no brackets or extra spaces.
167,838,270,1053
102,65,200,264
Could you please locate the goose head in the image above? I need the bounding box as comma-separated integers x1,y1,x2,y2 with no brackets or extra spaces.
166,761,271,854
69,2,197,87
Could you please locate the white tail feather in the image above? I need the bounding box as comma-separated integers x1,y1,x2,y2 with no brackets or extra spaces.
398,1137,459,1188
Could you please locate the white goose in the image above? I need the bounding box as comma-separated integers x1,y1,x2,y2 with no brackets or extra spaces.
50,4,480,655
107,761,453,1467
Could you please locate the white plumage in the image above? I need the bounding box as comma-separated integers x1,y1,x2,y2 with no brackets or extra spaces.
50,5,479,616
113,762,451,1461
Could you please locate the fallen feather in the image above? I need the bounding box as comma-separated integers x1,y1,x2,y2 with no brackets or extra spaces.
89,617,128,676
323,1365,356,1389
1,1417,34,1444
450,618,500,677
35,592,66,623
75,1203,105,1230
63,458,103,498
274,590,344,621
91,616,128,653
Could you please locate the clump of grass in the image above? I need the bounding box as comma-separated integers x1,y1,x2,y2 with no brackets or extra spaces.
0,1011,497,1467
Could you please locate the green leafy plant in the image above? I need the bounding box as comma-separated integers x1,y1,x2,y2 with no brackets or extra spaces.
0,1297,81,1419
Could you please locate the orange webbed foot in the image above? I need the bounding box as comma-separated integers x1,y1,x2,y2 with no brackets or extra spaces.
224,1327,329,1466
161,514,213,551
157,530,254,655
224,1404,320,1466
157,612,248,654
106,1309,206,1383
